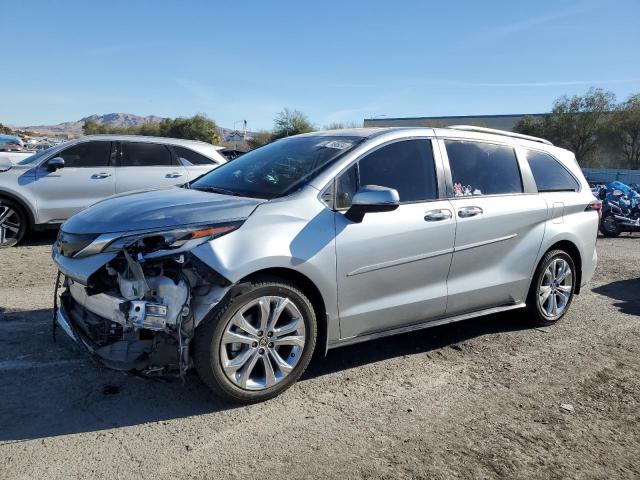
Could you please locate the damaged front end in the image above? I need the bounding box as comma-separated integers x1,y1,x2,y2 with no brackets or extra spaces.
53,223,238,377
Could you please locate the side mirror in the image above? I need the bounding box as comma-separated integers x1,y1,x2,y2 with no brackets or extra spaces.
345,185,399,223
46,157,65,172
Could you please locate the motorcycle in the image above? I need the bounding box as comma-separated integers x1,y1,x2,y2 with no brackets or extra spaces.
598,182,640,237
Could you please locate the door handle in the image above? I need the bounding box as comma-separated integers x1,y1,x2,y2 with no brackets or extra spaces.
92,172,112,179
166,172,184,178
458,206,483,218
424,209,452,221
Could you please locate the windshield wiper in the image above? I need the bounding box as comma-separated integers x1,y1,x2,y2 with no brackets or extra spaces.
193,186,244,196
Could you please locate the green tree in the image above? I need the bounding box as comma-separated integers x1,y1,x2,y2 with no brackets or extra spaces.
82,114,222,144
272,108,313,139
247,129,272,150
0,123,14,134
547,88,615,164
606,94,640,169
159,114,223,144
82,119,108,135
515,88,616,165
323,121,361,130
512,115,547,138
136,122,162,136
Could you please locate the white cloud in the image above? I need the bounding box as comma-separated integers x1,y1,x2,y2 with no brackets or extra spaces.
485,1,605,39
447,78,640,88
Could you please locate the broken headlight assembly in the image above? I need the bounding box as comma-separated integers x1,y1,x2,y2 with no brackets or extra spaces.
57,222,242,376
101,221,243,255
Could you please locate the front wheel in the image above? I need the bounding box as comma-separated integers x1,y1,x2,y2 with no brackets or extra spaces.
526,250,576,326
194,277,317,403
0,198,27,248
599,213,621,237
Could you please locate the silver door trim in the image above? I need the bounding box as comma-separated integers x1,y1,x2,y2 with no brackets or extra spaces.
346,247,454,277
328,302,526,348
454,233,518,252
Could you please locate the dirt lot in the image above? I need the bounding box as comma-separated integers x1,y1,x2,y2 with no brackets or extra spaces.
1,231,639,479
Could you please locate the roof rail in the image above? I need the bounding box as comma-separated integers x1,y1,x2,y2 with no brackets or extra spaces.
446,125,553,146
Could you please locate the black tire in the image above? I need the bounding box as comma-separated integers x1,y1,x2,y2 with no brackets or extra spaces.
0,198,27,248
194,276,317,403
526,250,576,326
599,213,621,237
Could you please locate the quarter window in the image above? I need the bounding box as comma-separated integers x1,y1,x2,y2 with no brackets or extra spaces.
174,146,217,165
335,163,358,209
525,150,579,192
445,140,523,196
121,142,173,167
56,141,111,168
335,139,437,208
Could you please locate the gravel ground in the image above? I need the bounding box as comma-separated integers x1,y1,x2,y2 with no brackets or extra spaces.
1,231,639,479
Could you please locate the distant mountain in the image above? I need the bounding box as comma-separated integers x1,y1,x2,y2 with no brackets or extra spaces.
19,113,167,137
16,113,257,143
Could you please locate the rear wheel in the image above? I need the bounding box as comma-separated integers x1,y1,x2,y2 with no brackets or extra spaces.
526,250,576,326
599,213,621,237
0,198,27,247
194,277,317,403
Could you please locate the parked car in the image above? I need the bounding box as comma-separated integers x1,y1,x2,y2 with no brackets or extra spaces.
52,126,599,403
0,151,36,164
0,135,226,246
0,134,25,151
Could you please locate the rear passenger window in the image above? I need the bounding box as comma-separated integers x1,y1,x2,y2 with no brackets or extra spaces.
174,146,216,165
525,150,579,192
121,142,173,167
57,141,111,168
445,140,523,196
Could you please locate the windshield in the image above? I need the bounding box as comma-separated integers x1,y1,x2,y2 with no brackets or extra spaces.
191,135,363,198
17,145,58,165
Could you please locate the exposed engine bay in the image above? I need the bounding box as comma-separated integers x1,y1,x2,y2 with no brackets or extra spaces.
58,240,232,377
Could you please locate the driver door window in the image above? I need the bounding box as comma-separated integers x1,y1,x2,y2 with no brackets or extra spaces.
335,139,437,208
57,141,112,167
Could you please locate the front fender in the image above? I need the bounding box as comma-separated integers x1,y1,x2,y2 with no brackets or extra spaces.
190,193,340,342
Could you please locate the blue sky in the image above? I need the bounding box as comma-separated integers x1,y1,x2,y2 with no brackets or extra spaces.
1,0,639,130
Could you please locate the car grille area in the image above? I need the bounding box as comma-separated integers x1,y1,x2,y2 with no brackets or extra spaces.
66,294,123,347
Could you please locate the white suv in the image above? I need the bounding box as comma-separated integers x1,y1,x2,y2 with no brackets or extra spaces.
0,135,226,246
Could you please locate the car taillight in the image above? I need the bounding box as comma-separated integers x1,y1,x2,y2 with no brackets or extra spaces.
586,200,602,218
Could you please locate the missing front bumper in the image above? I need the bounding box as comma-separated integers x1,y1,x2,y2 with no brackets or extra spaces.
55,293,179,373
55,304,86,349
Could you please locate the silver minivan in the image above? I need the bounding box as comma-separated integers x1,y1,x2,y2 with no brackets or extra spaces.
52,126,599,403
0,135,226,246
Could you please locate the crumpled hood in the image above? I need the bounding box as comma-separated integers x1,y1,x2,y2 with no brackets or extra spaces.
61,187,266,234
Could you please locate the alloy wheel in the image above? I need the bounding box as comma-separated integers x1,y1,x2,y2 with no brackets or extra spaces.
0,204,22,247
538,258,573,319
220,296,306,391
